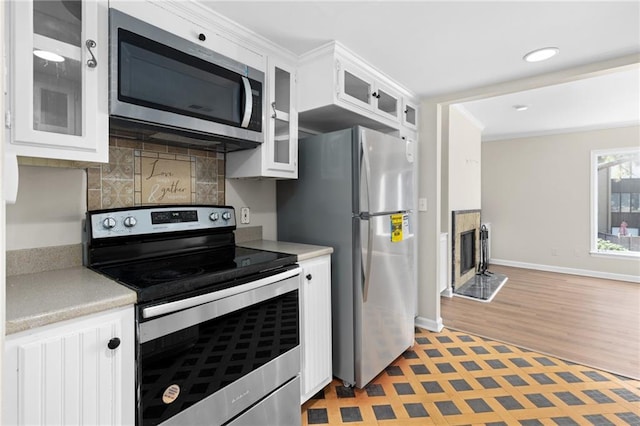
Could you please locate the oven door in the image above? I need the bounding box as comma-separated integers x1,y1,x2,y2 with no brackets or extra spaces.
137,268,300,426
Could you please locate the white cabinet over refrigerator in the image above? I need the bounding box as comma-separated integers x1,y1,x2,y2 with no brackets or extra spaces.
297,41,418,135
6,0,109,162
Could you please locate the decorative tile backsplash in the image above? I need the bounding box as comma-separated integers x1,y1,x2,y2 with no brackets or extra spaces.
18,137,226,210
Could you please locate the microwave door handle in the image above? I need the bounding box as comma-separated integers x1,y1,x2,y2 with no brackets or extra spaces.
240,76,253,128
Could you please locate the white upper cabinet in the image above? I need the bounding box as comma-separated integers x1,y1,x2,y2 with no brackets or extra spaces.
227,54,298,179
7,0,109,162
267,57,298,176
338,64,401,123
402,98,418,130
297,41,417,134
373,81,402,122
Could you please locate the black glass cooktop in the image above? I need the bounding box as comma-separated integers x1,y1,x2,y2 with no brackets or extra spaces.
93,246,296,303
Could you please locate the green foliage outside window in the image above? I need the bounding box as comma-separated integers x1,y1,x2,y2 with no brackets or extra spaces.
597,238,627,252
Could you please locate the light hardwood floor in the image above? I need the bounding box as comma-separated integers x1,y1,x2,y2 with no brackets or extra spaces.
441,265,640,380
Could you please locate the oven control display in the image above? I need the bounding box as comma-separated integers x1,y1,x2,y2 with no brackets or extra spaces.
151,210,198,224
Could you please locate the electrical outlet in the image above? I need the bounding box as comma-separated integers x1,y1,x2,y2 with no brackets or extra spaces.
418,198,427,211
241,207,250,224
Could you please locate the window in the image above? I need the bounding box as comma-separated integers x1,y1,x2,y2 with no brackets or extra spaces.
592,148,640,255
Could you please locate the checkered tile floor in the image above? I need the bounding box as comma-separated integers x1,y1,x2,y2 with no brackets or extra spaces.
301,328,640,425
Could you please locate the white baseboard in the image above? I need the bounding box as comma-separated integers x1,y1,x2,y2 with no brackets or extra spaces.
441,288,453,298
491,258,640,283
415,316,443,332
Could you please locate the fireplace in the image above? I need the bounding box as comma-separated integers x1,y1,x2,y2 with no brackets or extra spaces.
451,210,481,290
460,230,476,276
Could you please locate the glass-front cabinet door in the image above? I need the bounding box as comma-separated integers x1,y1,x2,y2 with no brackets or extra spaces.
267,58,297,176
337,61,375,112
9,0,108,162
336,58,403,126
225,55,297,179
402,99,418,130
373,82,400,122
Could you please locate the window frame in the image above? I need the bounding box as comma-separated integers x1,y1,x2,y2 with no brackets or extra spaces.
590,147,640,258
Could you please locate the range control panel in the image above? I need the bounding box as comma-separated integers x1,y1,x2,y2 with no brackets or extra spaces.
88,205,236,239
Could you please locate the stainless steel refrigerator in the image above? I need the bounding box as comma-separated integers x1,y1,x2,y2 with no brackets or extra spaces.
277,126,416,388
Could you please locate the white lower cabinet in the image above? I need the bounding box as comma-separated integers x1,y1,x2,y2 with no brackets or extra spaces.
3,306,135,426
299,255,333,404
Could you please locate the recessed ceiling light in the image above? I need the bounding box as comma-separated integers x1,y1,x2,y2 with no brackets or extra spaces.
523,47,559,63
33,50,65,63
513,105,528,111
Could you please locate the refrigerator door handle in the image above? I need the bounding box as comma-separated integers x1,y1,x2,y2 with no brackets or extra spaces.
360,135,371,215
360,217,373,302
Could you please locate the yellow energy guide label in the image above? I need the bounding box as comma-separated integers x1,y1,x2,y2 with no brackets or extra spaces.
391,213,409,242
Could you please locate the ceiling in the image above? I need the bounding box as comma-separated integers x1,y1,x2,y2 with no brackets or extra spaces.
458,67,640,140
203,1,640,139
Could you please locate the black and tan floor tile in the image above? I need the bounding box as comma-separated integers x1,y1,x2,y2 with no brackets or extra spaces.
301,327,640,425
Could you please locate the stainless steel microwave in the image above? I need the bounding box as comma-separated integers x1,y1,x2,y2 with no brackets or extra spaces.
109,9,264,151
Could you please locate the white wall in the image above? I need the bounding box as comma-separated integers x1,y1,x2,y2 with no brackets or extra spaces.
482,125,640,279
225,179,277,240
1,0,6,401
448,105,483,212
438,105,484,294
415,100,444,332
6,166,87,250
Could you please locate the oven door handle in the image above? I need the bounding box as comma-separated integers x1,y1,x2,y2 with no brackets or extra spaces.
142,266,301,319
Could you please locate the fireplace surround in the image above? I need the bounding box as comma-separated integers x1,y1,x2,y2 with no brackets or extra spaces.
451,210,481,290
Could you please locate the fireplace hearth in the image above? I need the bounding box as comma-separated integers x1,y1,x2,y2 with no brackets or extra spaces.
451,210,508,302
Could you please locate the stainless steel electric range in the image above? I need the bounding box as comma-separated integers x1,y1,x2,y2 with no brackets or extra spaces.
83,205,301,426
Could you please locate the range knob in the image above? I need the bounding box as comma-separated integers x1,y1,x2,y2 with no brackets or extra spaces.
123,216,137,228
209,212,220,221
222,212,232,221
102,217,116,229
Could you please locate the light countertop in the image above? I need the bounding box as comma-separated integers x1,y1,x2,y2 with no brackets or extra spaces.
238,240,333,261
6,267,137,335
6,240,332,335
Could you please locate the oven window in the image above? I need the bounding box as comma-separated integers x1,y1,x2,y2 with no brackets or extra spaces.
139,290,299,425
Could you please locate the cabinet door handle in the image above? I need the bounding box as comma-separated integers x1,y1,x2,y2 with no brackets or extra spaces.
271,101,277,119
198,33,206,41
86,40,97,68
372,92,381,99
306,274,313,281
107,337,121,350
